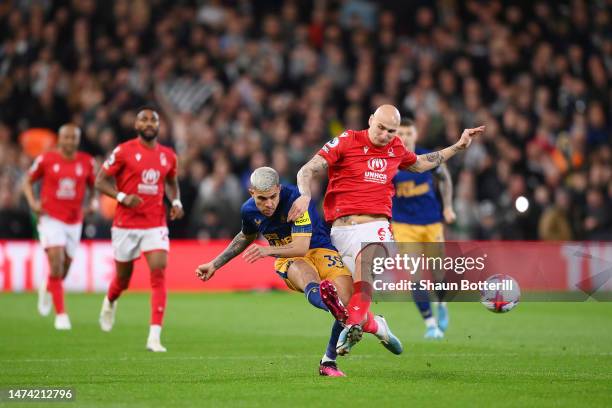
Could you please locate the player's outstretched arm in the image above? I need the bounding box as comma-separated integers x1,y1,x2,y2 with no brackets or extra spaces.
95,169,142,208
196,231,257,281
243,235,311,263
434,164,456,224
289,155,328,221
406,126,485,173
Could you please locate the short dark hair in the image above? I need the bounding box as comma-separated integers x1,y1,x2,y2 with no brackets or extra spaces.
400,118,415,127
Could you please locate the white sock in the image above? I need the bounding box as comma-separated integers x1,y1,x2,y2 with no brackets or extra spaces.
148,324,162,340
425,317,437,329
321,354,335,363
373,316,386,337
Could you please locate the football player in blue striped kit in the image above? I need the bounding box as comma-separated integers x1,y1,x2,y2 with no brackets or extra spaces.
392,119,456,339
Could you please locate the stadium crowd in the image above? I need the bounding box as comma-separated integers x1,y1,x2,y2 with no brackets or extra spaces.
0,0,610,240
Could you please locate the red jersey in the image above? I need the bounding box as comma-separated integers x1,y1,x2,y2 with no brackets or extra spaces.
317,129,417,222
102,138,177,229
28,151,95,224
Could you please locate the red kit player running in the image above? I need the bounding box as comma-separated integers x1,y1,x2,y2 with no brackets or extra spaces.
95,108,184,352
23,124,96,330
289,104,484,355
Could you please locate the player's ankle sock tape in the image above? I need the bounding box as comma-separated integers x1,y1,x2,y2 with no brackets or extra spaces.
304,282,328,311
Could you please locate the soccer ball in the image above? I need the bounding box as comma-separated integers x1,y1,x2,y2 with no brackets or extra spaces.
480,274,520,313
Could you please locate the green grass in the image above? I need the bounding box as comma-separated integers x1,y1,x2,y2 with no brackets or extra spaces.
0,293,611,407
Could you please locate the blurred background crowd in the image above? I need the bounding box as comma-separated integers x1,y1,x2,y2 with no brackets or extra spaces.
0,0,610,241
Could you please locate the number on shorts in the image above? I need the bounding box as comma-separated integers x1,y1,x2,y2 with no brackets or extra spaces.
323,255,344,268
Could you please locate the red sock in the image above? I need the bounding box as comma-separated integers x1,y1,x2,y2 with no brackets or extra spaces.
346,281,373,325
108,273,131,302
150,268,166,326
47,276,65,314
362,311,379,334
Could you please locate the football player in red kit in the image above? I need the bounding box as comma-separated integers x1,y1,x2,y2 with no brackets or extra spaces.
23,123,96,330
95,108,184,352
289,104,484,355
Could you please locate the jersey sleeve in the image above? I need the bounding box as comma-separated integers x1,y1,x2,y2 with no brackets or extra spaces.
317,130,350,166
167,150,177,179
102,146,124,176
399,149,418,169
28,154,45,182
240,205,259,236
291,208,314,237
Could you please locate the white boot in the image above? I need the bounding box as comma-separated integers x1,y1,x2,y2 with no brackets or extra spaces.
37,281,52,317
99,296,117,332
54,313,71,330
146,325,167,352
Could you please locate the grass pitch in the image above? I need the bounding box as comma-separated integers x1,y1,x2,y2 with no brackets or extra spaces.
0,292,611,407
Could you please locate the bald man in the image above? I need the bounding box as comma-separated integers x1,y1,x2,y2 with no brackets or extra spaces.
289,104,485,355
23,124,97,330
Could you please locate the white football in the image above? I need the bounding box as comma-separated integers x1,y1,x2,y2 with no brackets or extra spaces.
480,274,520,313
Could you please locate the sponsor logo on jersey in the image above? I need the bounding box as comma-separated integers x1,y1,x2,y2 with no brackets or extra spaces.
138,169,160,195
56,177,76,199
326,137,339,148
364,158,388,184
294,211,311,226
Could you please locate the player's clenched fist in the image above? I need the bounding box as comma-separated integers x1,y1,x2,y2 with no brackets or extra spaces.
121,194,143,208
196,262,217,281
455,126,485,150
287,195,310,222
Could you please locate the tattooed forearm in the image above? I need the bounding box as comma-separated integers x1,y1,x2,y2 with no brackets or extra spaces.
425,152,444,166
213,232,256,269
297,155,328,196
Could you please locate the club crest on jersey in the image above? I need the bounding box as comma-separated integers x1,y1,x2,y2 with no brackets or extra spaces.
138,169,160,195
388,147,395,157
53,164,60,173
76,163,83,176
364,157,388,184
160,153,167,167
363,146,369,154
254,219,262,226
135,153,142,162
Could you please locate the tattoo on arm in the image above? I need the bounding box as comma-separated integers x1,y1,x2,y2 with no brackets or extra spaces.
425,152,444,166
297,155,328,196
213,232,256,269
